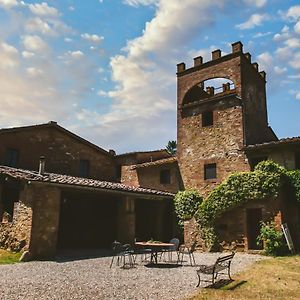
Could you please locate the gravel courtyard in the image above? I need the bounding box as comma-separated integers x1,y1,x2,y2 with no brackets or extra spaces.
0,252,265,300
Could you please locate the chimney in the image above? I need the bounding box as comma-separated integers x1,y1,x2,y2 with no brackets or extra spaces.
206,86,215,95
194,56,203,67
39,156,45,175
222,83,227,92
212,49,221,60
231,41,243,53
177,62,186,73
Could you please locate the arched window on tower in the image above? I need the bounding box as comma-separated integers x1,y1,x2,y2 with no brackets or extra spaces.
182,78,235,106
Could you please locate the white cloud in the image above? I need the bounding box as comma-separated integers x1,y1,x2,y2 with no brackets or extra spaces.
285,5,300,21
81,33,104,43
22,35,48,53
97,89,108,96
284,37,300,48
25,17,55,35
296,92,300,100
273,25,290,41
68,50,84,59
257,51,272,71
253,31,272,38
0,0,18,9
28,2,60,18
22,51,35,58
275,46,292,61
274,66,287,75
0,42,19,70
243,0,267,8
295,21,300,34
236,13,269,30
26,67,43,77
290,52,300,69
123,0,158,7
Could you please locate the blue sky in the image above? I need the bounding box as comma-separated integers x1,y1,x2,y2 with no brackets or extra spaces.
0,0,299,153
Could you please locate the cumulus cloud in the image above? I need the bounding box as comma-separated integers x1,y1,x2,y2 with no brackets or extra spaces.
290,51,300,69
81,33,104,43
22,35,48,53
25,17,55,35
285,5,300,21
0,0,19,9
28,2,60,18
295,21,300,34
236,13,269,30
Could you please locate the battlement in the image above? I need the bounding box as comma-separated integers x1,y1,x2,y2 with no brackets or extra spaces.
177,41,265,81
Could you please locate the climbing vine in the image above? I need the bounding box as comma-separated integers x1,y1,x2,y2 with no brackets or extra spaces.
286,170,300,203
174,189,203,227
195,161,287,249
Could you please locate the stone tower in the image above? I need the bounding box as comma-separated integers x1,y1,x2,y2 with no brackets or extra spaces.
176,42,277,196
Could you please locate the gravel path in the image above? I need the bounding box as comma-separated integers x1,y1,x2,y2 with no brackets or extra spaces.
0,252,265,300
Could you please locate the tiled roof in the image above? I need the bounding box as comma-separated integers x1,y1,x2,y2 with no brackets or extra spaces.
0,166,174,198
0,121,112,157
115,149,169,157
132,157,177,169
246,136,300,150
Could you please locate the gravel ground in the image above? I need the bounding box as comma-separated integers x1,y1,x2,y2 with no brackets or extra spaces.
0,252,265,300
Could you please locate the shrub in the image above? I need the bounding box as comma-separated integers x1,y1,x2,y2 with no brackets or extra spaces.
174,189,203,226
257,221,284,256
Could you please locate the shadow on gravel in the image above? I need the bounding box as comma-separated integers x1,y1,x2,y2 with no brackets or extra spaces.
54,249,112,263
145,263,182,268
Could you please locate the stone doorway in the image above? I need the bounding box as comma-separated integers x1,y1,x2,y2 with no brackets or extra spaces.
246,208,263,250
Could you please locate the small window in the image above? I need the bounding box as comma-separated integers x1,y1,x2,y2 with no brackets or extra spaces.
5,148,19,167
79,159,90,178
160,169,171,184
202,111,213,127
295,152,300,169
204,163,217,180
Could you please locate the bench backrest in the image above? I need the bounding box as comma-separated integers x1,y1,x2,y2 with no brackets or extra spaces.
214,252,235,270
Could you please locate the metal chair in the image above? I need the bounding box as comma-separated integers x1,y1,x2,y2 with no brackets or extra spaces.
162,238,180,262
177,241,197,266
109,241,134,268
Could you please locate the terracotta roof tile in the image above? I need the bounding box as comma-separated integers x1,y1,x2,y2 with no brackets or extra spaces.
0,165,174,197
132,157,177,169
246,136,300,150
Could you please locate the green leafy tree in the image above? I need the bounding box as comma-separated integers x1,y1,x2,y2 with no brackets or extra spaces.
166,140,177,155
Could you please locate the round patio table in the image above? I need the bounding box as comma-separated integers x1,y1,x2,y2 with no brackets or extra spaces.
135,242,174,264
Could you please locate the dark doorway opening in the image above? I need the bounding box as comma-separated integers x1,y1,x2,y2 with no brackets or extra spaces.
135,199,173,242
246,208,263,250
57,191,118,250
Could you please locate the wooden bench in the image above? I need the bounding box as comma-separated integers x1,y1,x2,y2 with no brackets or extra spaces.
196,252,235,287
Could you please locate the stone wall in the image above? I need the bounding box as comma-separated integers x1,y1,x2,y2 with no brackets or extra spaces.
29,184,61,258
184,193,300,252
178,104,250,196
0,184,33,252
137,163,181,193
0,125,116,181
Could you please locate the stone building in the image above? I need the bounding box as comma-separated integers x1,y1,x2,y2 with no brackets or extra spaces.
0,41,300,257
176,41,300,251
